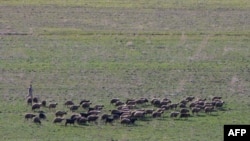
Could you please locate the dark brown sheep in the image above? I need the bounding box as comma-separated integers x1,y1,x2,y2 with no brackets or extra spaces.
135,98,148,104
152,111,163,118
24,113,36,120
145,109,154,115
120,118,131,125
191,107,201,115
32,103,41,111
53,117,65,124
170,111,180,118
151,99,161,107
94,104,104,110
65,118,76,126
76,117,87,125
48,103,58,110
79,99,90,105
33,97,39,103
179,113,191,119
41,100,46,107
55,111,67,117
169,103,179,109
64,100,74,107
126,100,136,105
26,97,32,105
110,98,120,105
186,96,195,102
212,96,222,101
215,101,224,108
115,101,124,107
180,99,189,105
38,111,46,120
179,103,187,108
87,115,99,124
81,102,92,109
88,110,101,115
70,105,80,112
132,111,145,119
205,106,214,114
180,108,189,114
33,116,41,124
101,114,112,120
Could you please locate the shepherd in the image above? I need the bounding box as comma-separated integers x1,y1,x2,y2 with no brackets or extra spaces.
27,84,33,100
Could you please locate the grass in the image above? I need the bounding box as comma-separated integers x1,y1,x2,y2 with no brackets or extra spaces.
0,0,250,141
1,0,249,9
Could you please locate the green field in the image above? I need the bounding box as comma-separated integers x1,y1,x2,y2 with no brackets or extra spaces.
0,0,250,141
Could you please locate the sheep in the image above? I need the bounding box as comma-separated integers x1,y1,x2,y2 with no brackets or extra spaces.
79,99,90,105
120,117,137,125
191,107,201,115
205,106,214,114
180,99,189,105
81,102,92,109
101,114,112,120
145,109,154,115
179,113,191,119
33,116,41,124
120,118,131,125
152,111,163,118
110,109,123,116
151,99,161,107
87,115,99,124
88,110,101,115
212,96,222,101
55,111,67,117
179,103,187,108
26,97,32,105
65,118,76,126
115,101,124,107
32,103,41,111
170,111,180,118
41,100,46,107
105,117,115,124
132,111,145,119
129,117,137,124
126,100,136,105
76,117,87,125
94,104,104,110
215,101,224,108
120,114,132,120
180,108,189,114
126,99,136,104
33,97,39,103
64,100,74,107
70,105,80,112
24,113,36,120
70,113,81,120
80,112,91,118
135,98,148,104
189,102,197,108
110,98,120,105
38,111,46,120
53,117,65,124
169,103,179,109
186,96,195,102
48,103,58,110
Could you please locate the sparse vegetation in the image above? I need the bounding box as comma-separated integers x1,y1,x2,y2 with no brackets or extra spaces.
0,0,249,141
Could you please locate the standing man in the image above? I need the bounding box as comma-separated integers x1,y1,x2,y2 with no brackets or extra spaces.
27,84,33,100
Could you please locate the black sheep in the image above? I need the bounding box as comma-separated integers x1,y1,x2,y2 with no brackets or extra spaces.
38,111,46,120
65,118,76,126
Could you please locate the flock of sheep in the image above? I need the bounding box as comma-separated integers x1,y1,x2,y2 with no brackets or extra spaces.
24,95,225,126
